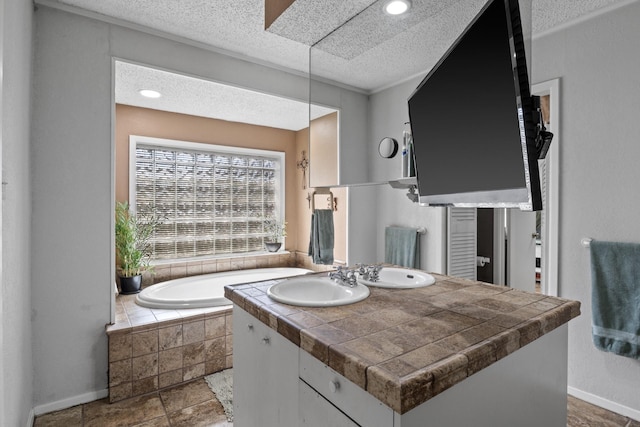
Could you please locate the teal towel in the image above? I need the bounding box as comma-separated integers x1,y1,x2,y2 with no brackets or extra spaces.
385,226,420,268
308,209,334,265
590,240,640,359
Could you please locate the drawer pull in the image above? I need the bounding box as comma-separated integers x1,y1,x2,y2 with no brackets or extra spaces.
329,380,341,393
247,323,254,331
262,336,270,345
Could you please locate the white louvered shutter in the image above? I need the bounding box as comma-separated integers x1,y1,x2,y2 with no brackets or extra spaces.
447,207,477,280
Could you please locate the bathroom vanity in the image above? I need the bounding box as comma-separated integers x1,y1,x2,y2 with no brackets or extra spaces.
225,272,580,427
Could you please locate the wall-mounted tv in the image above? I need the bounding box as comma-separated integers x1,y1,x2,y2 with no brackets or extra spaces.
408,0,542,211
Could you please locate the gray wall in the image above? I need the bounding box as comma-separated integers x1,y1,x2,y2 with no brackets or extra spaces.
27,0,640,418
32,7,113,407
533,1,640,416
31,5,369,408
369,79,447,273
1,0,34,425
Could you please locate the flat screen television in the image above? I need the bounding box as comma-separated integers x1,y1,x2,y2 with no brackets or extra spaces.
408,0,542,211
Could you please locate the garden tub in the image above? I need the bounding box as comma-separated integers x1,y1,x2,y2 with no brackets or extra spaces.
135,267,312,309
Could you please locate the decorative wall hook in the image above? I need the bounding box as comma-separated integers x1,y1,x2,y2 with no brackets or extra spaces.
296,150,309,189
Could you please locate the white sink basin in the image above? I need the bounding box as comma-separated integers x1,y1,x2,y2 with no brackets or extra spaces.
358,267,436,289
267,276,370,307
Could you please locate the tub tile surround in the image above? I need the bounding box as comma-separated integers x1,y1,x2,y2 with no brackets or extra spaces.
107,250,334,402
224,272,581,414
141,251,300,287
107,295,233,403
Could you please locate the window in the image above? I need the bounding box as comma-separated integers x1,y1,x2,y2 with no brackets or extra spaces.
129,136,285,261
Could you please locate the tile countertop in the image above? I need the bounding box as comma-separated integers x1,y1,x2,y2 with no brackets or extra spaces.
224,271,580,414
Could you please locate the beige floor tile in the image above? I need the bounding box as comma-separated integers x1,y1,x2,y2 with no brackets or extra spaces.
167,399,228,427
130,416,171,427
83,395,165,427
567,396,629,427
159,379,216,413
34,405,82,427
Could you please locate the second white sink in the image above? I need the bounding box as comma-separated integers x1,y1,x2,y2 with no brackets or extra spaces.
267,276,370,307
358,267,436,289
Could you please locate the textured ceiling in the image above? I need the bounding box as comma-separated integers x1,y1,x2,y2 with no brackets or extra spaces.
51,0,633,128
115,61,335,131
266,0,376,46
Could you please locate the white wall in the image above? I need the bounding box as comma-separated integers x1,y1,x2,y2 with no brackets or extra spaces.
31,4,368,408
368,79,447,273
533,1,640,418
368,78,421,184
32,7,112,407
1,0,33,425
309,79,370,186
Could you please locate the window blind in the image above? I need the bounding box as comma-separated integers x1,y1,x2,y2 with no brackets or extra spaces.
134,143,281,260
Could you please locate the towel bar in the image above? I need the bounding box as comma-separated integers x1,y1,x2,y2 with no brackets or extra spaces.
309,189,337,211
387,226,426,234
581,237,592,248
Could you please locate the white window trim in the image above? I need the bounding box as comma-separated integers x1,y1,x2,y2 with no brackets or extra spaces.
128,135,286,262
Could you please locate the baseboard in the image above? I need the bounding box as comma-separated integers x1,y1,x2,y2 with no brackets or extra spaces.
568,386,640,422
32,388,109,417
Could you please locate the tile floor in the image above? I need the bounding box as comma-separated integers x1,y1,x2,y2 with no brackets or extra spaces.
568,396,640,427
34,379,231,427
35,380,639,427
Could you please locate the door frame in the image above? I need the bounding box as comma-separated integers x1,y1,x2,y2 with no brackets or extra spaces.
532,78,560,296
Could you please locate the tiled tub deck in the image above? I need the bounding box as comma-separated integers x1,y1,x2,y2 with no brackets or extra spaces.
106,251,334,403
106,295,233,403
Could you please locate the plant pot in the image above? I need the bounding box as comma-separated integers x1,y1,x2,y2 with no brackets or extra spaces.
265,242,282,252
119,274,142,294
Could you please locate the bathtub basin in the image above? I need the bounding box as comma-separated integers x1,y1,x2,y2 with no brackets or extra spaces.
136,267,312,309
357,267,436,289
267,276,370,307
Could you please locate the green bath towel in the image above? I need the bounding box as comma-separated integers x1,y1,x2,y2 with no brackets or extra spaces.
385,226,420,269
590,240,640,359
308,209,334,265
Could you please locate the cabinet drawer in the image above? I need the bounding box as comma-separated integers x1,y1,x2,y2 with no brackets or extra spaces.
299,379,361,426
299,350,394,427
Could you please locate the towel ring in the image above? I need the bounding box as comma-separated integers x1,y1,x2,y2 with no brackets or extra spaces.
309,188,337,211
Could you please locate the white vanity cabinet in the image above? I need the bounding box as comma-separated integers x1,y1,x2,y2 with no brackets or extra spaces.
233,306,390,427
232,307,299,427
233,306,569,427
299,350,393,427
299,380,360,426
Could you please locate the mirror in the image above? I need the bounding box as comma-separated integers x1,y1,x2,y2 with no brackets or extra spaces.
309,0,532,188
378,137,398,159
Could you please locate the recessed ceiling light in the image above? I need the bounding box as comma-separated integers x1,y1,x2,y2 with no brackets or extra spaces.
139,89,162,98
384,0,411,15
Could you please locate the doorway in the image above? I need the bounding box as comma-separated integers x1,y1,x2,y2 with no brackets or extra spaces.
532,79,560,296
472,78,560,295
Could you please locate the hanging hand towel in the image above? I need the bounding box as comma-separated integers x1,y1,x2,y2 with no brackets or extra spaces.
590,240,640,359
385,226,420,268
308,209,334,265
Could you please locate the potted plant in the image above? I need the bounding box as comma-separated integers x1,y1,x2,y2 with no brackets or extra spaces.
115,201,161,294
264,219,287,252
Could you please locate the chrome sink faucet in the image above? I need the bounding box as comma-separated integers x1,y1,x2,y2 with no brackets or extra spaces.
328,266,358,288
356,264,383,282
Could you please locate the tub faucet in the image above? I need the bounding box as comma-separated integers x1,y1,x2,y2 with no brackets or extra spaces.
328,266,358,288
